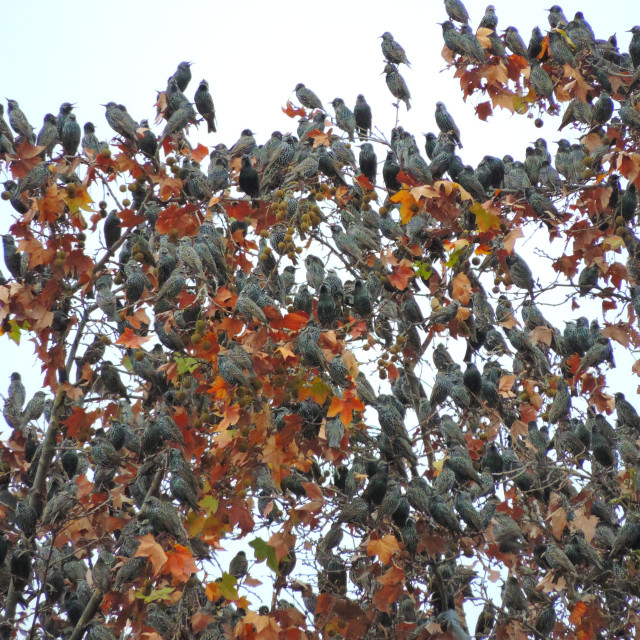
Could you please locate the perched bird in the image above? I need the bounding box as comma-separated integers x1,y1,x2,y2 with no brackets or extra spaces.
194,80,216,133
354,94,372,140
444,0,469,24
331,98,356,142
435,102,461,148
81,121,102,155
239,155,259,198
383,64,411,110
295,83,324,111
104,102,137,145
505,253,534,292
146,496,187,540
169,61,193,92
229,551,248,579
479,5,498,31
7,99,35,143
504,26,529,59
358,143,377,185
61,113,81,155
100,361,130,400
380,32,411,66
36,114,59,157
21,391,46,426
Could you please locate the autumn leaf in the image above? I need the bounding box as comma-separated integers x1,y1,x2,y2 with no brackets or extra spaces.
390,188,418,224
164,545,198,585
327,391,365,426
63,185,93,214
282,100,306,118
299,376,332,405
249,538,278,572
355,174,375,191
115,327,152,348
367,534,400,564
388,264,414,291
549,505,568,540
134,534,168,576
471,201,501,232
475,101,493,121
61,407,101,441
451,272,472,305
529,326,553,347
119,208,146,228
190,143,209,163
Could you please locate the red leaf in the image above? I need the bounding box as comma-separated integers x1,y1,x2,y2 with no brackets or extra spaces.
282,100,307,118
115,327,151,349
355,174,375,191
475,101,493,121
388,264,414,291
61,407,101,441
119,208,146,229
191,143,209,163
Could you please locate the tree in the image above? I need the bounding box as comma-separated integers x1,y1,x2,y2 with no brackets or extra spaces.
1,3,640,639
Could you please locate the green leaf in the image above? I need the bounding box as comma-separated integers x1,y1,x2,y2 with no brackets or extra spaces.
198,495,219,514
218,572,239,600
445,248,466,268
135,585,175,603
249,537,278,572
413,261,433,281
176,356,200,375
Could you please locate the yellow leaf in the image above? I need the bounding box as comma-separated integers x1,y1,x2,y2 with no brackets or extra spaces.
471,202,500,232
367,534,401,564
391,189,418,224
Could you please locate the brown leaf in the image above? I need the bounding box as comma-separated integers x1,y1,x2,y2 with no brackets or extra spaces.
451,273,472,305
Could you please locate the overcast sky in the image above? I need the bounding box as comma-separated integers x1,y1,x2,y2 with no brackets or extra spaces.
1,0,639,622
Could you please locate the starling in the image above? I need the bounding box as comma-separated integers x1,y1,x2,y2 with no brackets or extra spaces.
543,543,578,575
103,102,138,145
317,283,337,328
294,83,324,111
629,26,640,69
7,99,35,143
455,491,484,531
479,4,497,31
459,24,488,63
330,98,355,142
0,103,14,144
358,142,377,185
352,279,372,317
380,32,411,66
103,210,122,249
100,361,129,400
475,603,495,639
36,114,59,157
505,253,534,292
615,392,640,431
501,577,527,611
305,255,325,293
435,102,461,148
428,494,462,533
383,63,411,110
331,225,363,262
169,61,193,92
525,187,560,222
238,155,259,198
81,121,102,155
620,183,638,222
61,113,81,155
17,161,52,195
591,91,614,128
528,26,544,59
529,61,555,103
194,79,216,133
353,94,372,140
548,29,577,67
382,150,401,191
161,104,197,140
440,20,468,56
457,165,486,201
407,150,433,184
7,372,26,426
21,390,46,426
229,551,248,579
547,5,569,28
146,496,187,540
444,0,469,24
170,474,199,511
2,234,22,281
137,119,158,156
15,500,38,537
504,26,529,59
620,99,640,130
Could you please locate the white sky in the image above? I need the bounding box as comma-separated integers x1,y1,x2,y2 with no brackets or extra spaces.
1,0,640,629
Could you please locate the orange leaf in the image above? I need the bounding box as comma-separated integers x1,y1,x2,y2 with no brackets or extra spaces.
326,391,365,427
164,545,198,585
549,506,568,540
367,534,400,564
355,174,375,191
119,209,146,229
388,264,414,291
115,327,151,349
451,272,472,305
390,189,418,224
282,100,307,118
191,143,209,163
134,534,168,576
504,226,524,253
471,202,500,232
569,601,588,626
61,407,101,441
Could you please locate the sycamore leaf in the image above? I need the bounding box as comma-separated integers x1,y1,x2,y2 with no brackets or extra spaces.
282,100,306,118
327,391,365,427
115,327,151,348
135,585,176,603
164,545,198,585
451,272,472,305
367,534,400,564
471,202,500,232
191,143,209,163
175,356,200,375
388,264,414,291
61,407,101,441
249,538,278,572
134,534,168,576
390,189,418,224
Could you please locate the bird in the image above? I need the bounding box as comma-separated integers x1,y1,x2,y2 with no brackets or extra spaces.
36,114,59,157
81,121,102,155
358,143,377,185
7,99,35,143
444,0,469,24
354,94,372,140
229,551,248,579
383,64,411,110
380,32,411,67
331,98,356,142
61,113,81,155
169,61,193,92
237,155,260,199
100,361,130,400
435,102,462,148
294,83,324,111
194,80,216,133
103,102,137,145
